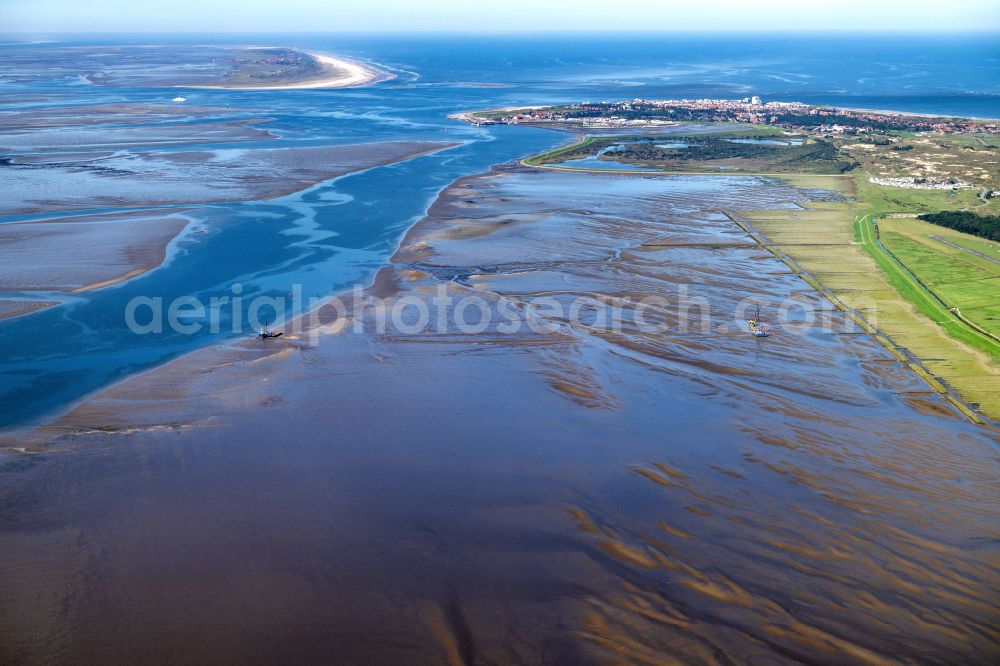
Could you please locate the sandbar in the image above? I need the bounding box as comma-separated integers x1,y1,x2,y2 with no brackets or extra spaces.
0,210,193,293
185,51,391,91
0,141,457,216
0,299,59,321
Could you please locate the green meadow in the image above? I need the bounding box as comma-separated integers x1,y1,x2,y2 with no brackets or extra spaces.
878,217,1000,344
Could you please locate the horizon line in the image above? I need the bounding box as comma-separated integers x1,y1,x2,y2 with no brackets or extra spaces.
3,28,1000,35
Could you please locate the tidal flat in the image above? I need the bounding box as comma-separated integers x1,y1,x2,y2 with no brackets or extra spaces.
0,119,274,152
0,137,456,305
0,141,456,215
3,166,997,664
0,95,457,304
0,103,246,130
0,210,193,292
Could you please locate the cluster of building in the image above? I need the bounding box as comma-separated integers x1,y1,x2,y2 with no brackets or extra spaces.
867,176,976,191
470,108,676,128
472,98,1000,134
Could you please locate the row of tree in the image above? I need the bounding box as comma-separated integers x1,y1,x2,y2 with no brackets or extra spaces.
918,211,1000,242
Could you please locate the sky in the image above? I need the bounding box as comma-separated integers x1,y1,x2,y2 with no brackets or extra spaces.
2,0,999,33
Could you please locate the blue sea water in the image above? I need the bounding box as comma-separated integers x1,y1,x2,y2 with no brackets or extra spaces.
1,32,998,428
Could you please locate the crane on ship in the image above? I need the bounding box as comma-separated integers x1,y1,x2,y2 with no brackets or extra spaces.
747,302,770,338
256,320,283,339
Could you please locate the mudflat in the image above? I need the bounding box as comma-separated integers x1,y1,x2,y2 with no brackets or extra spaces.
0,141,457,215
0,210,193,292
3,166,997,664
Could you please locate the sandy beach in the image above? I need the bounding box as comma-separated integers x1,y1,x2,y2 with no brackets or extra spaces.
187,50,391,90
832,104,1000,122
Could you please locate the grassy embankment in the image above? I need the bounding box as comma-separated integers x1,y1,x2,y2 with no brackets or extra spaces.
523,136,599,167
851,167,1000,352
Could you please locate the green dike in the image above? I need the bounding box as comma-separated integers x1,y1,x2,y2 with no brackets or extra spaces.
522,136,597,166
773,169,1000,421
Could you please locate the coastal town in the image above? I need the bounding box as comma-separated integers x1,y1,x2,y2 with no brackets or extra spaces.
466,97,1000,134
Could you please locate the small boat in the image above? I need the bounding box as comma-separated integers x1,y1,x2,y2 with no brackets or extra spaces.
256,321,283,339
172,96,187,103
747,302,770,338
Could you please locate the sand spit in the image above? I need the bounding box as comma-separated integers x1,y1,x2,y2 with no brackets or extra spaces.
0,299,59,321
185,51,392,91
3,165,997,664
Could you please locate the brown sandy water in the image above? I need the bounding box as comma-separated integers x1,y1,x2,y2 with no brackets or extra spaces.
1,167,998,665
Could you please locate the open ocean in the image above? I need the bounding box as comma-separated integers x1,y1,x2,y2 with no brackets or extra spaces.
1,32,999,427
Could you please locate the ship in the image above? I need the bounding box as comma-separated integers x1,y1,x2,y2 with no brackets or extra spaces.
256,320,283,339
747,302,770,338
